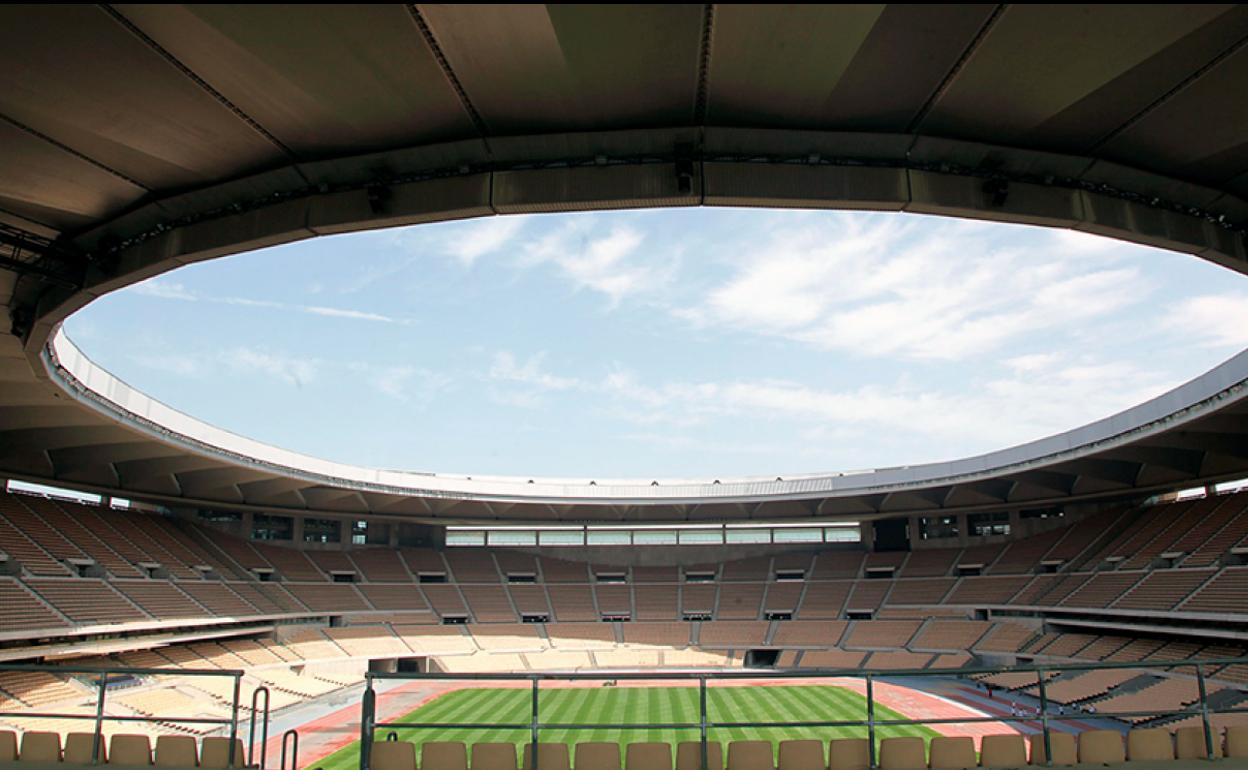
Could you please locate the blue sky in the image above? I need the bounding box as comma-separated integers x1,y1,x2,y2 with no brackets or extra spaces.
63,208,1248,479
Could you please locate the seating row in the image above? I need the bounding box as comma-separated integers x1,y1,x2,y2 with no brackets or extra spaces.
0,732,247,768
369,726,1248,770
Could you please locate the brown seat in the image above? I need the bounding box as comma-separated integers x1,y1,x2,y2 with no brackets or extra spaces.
827,739,868,770
65,733,107,764
155,735,199,768
1077,731,1124,765
727,742,773,770
199,738,243,769
473,743,518,770
424,742,469,770
1227,725,1248,759
676,741,722,770
929,737,975,770
626,743,672,770
878,738,924,770
0,731,17,763
1126,729,1172,762
1028,733,1075,766
108,735,153,767
979,735,1026,768
1175,726,1221,759
371,741,417,770
777,740,823,770
575,743,621,770
19,732,61,763
522,743,570,770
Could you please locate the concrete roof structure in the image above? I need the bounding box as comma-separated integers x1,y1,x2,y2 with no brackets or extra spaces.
1,4,1247,522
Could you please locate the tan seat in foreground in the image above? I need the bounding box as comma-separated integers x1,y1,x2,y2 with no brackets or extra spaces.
1028,733,1076,766
522,743,570,770
425,742,469,770
65,733,106,764
473,743,518,770
156,736,199,768
1227,726,1248,759
929,737,975,769
727,742,774,770
0,732,16,763
677,741,723,770
19,732,60,763
1077,731,1124,765
626,743,672,770
1126,729,1173,762
108,735,152,766
828,739,868,770
371,741,417,770
979,735,1026,768
200,737,243,769
575,743,621,770
878,738,924,770
777,741,823,770
1175,726,1221,759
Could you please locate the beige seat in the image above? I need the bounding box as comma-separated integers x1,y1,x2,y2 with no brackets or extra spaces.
199,738,243,769
777,741,823,770
109,735,153,766
929,737,975,770
65,733,106,764
1028,733,1075,766
727,742,773,770
371,741,417,770
473,743,518,770
155,736,199,768
676,741,722,770
0,731,16,763
979,735,1026,768
627,743,672,770
878,738,924,770
1077,731,1124,765
522,743,570,770
1227,725,1248,759
1126,729,1172,762
827,739,868,770
20,732,61,763
575,743,621,770
1175,726,1221,759
425,742,469,770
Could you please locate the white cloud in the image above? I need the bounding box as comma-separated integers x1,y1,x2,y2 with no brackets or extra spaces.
130,282,405,324
220,347,317,388
131,280,196,301
448,216,525,266
523,222,671,305
1161,292,1248,349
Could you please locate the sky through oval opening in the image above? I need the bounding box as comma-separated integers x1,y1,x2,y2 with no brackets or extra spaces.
63,208,1248,480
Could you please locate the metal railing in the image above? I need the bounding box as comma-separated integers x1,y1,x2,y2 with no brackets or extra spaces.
0,663,269,767
358,657,1248,769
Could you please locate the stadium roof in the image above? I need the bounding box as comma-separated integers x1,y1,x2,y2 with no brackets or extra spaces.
1,4,1247,522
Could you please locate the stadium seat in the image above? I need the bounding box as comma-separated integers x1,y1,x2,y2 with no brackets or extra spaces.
1175,726,1221,759
20,732,60,763
928,737,975,769
978,735,1026,769
1126,728,1173,761
109,735,153,766
777,740,823,770
1227,726,1248,759
677,741,723,770
65,733,105,764
200,737,244,769
522,743,570,770
1028,733,1075,767
877,738,924,770
0,732,16,763
424,742,469,770
371,741,417,770
727,742,774,770
626,743,672,770
575,743,621,770
155,736,200,768
473,743,519,770
827,739,868,770
1076,731,1124,765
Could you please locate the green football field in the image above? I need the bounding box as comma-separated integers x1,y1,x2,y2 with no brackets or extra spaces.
308,685,939,770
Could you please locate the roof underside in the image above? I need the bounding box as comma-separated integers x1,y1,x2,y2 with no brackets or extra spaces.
1,4,1247,522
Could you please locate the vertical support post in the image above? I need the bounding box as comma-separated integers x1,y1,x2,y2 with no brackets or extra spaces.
530,679,540,770
91,672,109,765
229,674,242,768
866,675,876,769
1196,663,1215,760
360,678,376,770
1037,668,1053,767
699,678,708,770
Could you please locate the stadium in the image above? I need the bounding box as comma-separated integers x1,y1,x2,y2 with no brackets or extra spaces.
3,4,1248,770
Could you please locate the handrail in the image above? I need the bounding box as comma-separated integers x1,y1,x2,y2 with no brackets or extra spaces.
249,686,271,769
280,729,299,770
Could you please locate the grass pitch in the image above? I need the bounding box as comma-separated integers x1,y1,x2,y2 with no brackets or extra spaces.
309,685,939,770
